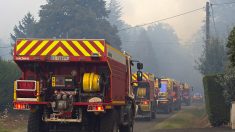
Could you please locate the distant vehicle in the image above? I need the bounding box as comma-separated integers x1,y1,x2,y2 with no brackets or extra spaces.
181,83,192,106
192,93,203,103
157,78,181,114
132,73,157,120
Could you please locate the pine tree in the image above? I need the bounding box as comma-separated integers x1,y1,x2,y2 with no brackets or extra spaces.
10,13,36,41
11,0,122,49
107,0,124,29
134,29,158,73
197,37,226,75
227,27,235,66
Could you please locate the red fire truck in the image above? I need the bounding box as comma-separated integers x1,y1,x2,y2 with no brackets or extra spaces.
181,83,192,106
13,39,143,132
132,73,157,120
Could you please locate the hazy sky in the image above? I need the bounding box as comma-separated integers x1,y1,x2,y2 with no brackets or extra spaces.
0,0,206,44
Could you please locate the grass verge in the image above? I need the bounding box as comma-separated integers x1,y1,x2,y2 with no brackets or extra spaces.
0,113,27,132
152,105,209,130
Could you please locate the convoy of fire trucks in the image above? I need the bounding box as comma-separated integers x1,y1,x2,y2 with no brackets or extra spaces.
12,38,194,132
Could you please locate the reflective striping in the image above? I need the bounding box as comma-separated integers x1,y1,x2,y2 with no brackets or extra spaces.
52,47,68,56
41,41,59,55
30,40,48,55
72,41,90,56
132,76,136,80
15,39,106,57
19,40,38,55
16,40,27,51
132,73,150,81
61,41,79,56
94,41,104,52
143,73,149,80
83,41,99,54
133,74,137,79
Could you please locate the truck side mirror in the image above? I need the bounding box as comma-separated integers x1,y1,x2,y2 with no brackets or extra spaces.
158,79,161,88
137,71,142,81
137,63,143,70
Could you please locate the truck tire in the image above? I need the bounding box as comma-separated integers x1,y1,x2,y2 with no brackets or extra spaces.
120,105,134,132
151,107,156,119
165,105,170,114
151,103,156,119
99,110,119,132
120,124,133,132
27,110,48,132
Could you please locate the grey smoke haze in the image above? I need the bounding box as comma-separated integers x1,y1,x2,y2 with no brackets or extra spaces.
0,0,206,43
0,0,208,92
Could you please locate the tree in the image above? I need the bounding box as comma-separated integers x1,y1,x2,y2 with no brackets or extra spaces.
219,27,235,104
209,0,235,38
10,13,37,42
197,37,226,75
37,0,121,49
107,0,124,29
11,0,121,49
227,27,235,66
0,60,21,108
129,29,159,73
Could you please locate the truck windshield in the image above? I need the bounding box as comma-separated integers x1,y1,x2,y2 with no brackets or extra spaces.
134,82,150,99
160,83,167,92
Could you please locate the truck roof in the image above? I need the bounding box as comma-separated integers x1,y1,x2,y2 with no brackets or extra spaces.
13,39,126,65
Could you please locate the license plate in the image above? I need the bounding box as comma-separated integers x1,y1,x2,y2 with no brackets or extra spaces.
50,56,69,61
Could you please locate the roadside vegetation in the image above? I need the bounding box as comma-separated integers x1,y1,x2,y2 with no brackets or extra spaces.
152,105,209,131
0,112,27,132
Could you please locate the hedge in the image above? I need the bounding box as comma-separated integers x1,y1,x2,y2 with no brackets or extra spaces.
203,74,230,127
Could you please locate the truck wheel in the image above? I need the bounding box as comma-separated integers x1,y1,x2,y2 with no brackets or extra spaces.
165,105,170,114
151,110,156,119
27,110,48,132
179,103,182,110
120,124,133,132
100,110,119,132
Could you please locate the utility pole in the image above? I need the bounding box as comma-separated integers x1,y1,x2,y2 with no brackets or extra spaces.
206,2,210,47
205,2,210,60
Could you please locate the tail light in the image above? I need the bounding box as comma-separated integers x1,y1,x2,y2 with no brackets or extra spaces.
17,81,35,90
142,100,149,105
14,80,39,101
87,105,104,112
16,81,36,98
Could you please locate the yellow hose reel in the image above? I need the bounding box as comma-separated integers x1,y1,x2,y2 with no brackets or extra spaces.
137,88,146,97
83,73,101,92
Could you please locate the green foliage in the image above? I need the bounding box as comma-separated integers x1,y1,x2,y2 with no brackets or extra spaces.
203,74,230,127
11,0,121,49
10,13,37,41
0,60,21,108
227,27,235,67
218,66,235,105
197,37,226,75
107,0,124,29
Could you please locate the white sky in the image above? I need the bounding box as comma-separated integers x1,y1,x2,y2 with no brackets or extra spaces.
0,0,206,44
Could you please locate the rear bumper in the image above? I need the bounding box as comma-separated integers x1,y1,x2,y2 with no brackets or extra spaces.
13,101,124,108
